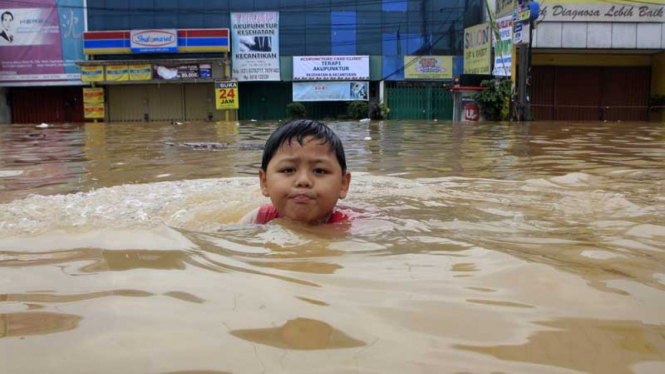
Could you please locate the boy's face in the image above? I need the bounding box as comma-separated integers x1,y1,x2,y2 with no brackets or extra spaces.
259,136,351,224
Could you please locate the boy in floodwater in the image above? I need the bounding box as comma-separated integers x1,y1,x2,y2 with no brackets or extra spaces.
241,120,351,225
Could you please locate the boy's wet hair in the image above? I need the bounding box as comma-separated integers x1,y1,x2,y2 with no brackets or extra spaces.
261,119,347,174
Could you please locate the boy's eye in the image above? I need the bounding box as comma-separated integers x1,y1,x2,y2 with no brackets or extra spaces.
279,167,295,173
313,168,328,174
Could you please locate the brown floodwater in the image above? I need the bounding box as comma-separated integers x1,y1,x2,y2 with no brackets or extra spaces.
0,120,664,374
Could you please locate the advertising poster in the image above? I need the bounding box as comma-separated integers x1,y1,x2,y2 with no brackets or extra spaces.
293,56,369,81
83,87,103,103
464,23,492,75
84,103,104,119
215,81,239,110
293,81,369,102
105,65,129,81
0,0,85,85
404,56,453,80
492,16,513,77
129,64,152,80
153,64,211,80
231,12,280,81
81,65,104,82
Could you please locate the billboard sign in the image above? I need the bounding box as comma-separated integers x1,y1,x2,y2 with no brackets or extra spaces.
0,0,86,85
404,56,453,80
464,23,492,75
231,12,280,81
130,29,178,53
293,81,369,102
293,56,369,81
539,2,664,22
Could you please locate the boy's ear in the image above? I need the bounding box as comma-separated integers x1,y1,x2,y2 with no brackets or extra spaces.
259,169,269,197
339,172,351,199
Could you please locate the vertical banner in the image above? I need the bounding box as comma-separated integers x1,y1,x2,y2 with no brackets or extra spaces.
403,56,453,80
464,23,492,75
83,87,105,119
105,65,129,81
493,16,513,77
231,12,280,81
0,0,85,84
129,64,152,80
215,81,239,110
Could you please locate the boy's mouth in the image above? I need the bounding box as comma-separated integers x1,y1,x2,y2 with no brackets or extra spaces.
289,193,315,202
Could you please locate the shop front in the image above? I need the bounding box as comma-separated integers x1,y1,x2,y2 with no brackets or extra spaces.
80,29,234,122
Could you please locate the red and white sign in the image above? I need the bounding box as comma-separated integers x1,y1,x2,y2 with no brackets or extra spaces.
464,103,480,122
130,29,178,53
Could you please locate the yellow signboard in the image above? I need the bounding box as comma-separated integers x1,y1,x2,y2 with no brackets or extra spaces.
129,64,152,81
404,56,453,80
81,65,104,82
215,81,239,110
83,88,104,104
464,23,492,75
84,103,105,119
105,65,129,81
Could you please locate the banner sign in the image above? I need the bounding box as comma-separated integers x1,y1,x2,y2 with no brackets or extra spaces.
215,81,239,110
231,12,280,81
129,64,152,80
404,56,453,80
105,65,129,81
130,29,178,53
493,16,513,77
81,65,104,82
0,0,85,85
84,103,105,119
153,63,212,80
464,23,492,75
83,88,104,104
293,56,369,81
514,23,531,45
293,81,369,102
539,3,664,22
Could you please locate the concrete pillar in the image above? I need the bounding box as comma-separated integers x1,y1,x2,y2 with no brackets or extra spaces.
0,87,10,124
651,52,665,122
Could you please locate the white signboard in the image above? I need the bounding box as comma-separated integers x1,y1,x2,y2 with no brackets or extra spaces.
231,12,280,81
539,3,664,22
130,29,178,53
514,23,530,45
293,81,369,102
293,56,370,81
493,16,513,77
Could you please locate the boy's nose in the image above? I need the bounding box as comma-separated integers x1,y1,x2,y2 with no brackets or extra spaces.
295,171,312,188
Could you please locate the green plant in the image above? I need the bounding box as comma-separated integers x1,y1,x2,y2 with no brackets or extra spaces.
370,102,390,120
286,102,306,119
474,79,513,121
649,94,665,111
347,101,369,120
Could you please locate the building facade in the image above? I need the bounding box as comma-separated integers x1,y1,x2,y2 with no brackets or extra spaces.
529,0,665,121
1,0,484,123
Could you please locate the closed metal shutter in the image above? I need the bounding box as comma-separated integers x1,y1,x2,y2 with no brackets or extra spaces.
148,84,184,122
184,84,211,121
108,85,148,122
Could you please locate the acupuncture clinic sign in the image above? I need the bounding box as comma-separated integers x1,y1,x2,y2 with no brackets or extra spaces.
293,56,369,81
539,3,664,22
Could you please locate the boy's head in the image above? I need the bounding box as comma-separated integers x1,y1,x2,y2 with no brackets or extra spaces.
259,120,351,224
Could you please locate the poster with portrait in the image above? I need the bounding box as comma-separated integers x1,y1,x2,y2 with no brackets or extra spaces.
230,12,280,81
0,0,86,85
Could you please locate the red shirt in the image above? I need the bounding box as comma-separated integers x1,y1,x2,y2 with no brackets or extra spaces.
255,203,349,224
